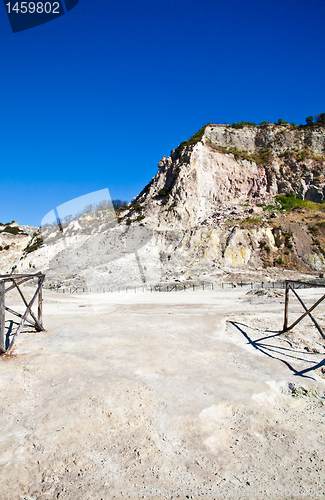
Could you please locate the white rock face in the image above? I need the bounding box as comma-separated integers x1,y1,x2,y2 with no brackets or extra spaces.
129,124,325,231
2,124,325,284
205,124,325,155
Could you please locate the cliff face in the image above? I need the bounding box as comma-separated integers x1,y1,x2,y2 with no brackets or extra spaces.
128,124,325,229
2,123,325,286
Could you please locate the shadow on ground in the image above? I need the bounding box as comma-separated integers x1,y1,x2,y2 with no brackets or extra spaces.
229,321,325,380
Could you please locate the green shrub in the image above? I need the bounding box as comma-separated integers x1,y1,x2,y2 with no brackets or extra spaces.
188,124,210,146
275,257,284,265
24,236,43,254
258,203,279,212
176,124,210,154
308,225,319,236
260,240,271,252
136,215,145,221
315,113,325,125
231,121,255,129
131,202,142,211
241,216,262,225
275,194,313,211
258,148,273,164
1,225,27,236
178,140,189,149
126,218,132,225
278,149,323,162
215,146,273,165
284,249,290,255
258,121,270,127
158,186,170,197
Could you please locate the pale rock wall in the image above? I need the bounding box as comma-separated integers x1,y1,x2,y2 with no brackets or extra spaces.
2,124,325,283
131,124,325,231
204,124,325,155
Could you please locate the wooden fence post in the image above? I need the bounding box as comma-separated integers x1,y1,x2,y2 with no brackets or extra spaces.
38,276,43,329
283,281,289,331
0,281,5,352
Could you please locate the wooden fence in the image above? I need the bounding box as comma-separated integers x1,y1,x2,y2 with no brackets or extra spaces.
49,280,288,295
282,279,325,339
0,272,45,354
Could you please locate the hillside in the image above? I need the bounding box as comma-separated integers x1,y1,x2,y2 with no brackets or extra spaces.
2,121,325,287
126,122,325,228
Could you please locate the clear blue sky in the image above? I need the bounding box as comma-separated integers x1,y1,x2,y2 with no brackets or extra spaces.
0,0,324,226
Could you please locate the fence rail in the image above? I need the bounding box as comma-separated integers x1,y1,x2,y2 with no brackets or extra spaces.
47,280,296,295
282,279,325,338
0,272,45,354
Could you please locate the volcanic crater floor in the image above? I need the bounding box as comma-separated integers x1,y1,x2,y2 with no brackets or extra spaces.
0,287,325,499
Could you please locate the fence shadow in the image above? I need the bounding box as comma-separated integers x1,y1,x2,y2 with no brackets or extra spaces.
5,320,18,350
229,321,325,380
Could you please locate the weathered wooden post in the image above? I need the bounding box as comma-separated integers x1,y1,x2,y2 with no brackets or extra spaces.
283,281,289,331
0,280,5,352
38,275,43,329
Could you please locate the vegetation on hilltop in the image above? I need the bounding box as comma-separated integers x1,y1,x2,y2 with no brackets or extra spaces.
275,194,325,212
177,124,210,150
0,225,28,236
172,124,211,161
229,113,325,129
173,114,325,158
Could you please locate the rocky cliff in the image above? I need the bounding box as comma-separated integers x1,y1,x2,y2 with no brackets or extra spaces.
2,122,325,286
126,123,325,229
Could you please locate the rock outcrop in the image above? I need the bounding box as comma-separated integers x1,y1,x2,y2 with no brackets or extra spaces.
2,123,325,286
126,123,325,229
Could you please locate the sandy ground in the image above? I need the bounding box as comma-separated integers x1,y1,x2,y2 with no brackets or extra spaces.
0,287,325,500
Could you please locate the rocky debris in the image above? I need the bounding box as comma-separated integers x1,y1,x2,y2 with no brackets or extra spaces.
245,289,284,298
200,204,265,226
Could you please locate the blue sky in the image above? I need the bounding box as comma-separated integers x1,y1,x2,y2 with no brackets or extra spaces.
0,0,324,226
